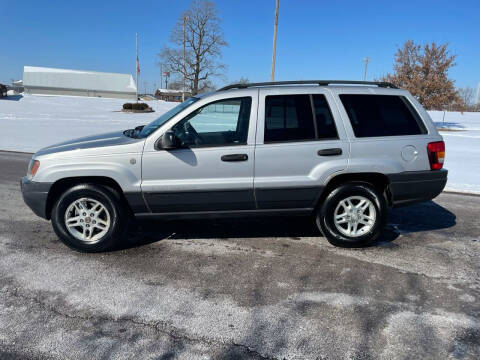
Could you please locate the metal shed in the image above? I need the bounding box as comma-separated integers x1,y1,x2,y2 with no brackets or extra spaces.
23,66,137,99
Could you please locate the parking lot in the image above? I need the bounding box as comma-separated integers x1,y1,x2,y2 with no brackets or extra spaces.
0,150,479,359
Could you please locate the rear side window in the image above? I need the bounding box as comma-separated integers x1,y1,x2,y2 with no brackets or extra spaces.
265,95,315,142
264,94,338,143
339,95,426,137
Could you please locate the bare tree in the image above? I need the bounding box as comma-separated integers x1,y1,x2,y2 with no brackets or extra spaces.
166,79,184,90
165,77,216,93
198,80,216,93
159,0,227,95
234,77,250,84
458,87,475,111
381,40,460,110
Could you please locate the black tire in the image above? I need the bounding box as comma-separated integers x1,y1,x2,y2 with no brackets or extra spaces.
316,182,387,248
51,184,130,252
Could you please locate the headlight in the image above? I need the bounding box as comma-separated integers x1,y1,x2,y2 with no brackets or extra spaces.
27,159,40,179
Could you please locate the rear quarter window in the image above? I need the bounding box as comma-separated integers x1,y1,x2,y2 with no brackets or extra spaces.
339,94,427,137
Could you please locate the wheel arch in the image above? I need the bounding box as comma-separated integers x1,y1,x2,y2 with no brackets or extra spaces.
45,176,132,220
316,172,392,209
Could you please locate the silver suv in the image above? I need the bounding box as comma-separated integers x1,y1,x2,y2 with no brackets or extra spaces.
21,80,447,252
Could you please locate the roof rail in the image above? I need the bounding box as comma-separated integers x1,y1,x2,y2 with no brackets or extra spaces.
218,80,398,91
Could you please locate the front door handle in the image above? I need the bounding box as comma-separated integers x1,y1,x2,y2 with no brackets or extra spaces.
221,154,248,162
318,148,342,156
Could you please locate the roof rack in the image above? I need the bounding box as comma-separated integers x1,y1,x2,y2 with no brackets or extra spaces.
218,80,398,91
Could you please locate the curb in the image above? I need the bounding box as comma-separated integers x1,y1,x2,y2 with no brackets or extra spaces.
0,150,34,155
443,190,480,197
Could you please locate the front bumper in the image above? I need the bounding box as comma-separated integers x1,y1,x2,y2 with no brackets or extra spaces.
21,177,52,219
387,169,448,207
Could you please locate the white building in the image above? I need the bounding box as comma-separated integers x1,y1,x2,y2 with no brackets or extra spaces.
23,66,137,99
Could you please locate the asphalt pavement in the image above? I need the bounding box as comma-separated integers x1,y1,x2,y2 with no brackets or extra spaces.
0,150,479,359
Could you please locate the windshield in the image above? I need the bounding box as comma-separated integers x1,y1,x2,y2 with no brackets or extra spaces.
137,97,200,138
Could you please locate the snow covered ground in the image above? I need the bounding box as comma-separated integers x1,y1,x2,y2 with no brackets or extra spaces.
429,111,480,194
0,94,479,193
0,94,176,153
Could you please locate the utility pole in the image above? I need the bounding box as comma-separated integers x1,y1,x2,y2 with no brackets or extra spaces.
363,57,370,81
136,33,139,102
270,0,280,82
475,80,480,112
183,15,188,101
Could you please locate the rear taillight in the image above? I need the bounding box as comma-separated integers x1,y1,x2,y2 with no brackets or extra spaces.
427,141,445,170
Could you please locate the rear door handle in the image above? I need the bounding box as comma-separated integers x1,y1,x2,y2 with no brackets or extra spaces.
221,154,248,162
318,148,342,156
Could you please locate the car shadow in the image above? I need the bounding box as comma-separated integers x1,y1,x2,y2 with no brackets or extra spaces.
118,200,456,250
0,94,23,101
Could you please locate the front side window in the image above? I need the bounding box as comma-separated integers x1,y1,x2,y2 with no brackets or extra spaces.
172,97,251,147
339,94,427,137
139,97,199,138
264,94,338,143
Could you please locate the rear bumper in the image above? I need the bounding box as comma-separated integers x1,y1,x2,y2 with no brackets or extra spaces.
21,177,52,219
387,169,448,207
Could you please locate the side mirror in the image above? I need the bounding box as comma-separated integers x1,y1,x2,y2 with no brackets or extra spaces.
159,130,180,150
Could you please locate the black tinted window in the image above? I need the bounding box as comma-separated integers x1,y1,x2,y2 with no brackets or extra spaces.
339,95,426,137
312,95,338,139
265,95,315,142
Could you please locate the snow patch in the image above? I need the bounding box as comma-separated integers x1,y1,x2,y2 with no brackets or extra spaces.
0,94,176,153
290,292,369,307
381,310,480,359
426,110,480,193
459,294,475,303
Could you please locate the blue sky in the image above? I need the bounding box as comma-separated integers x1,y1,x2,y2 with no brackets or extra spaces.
1,0,478,91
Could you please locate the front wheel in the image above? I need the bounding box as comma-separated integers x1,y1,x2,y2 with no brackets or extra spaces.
316,182,387,247
51,184,130,252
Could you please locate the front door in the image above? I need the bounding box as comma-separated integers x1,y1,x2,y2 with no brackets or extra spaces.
141,95,257,213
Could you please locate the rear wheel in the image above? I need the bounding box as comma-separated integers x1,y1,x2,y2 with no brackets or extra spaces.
51,184,129,252
316,182,387,247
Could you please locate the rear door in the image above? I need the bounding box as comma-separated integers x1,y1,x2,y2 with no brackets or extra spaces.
254,88,350,209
